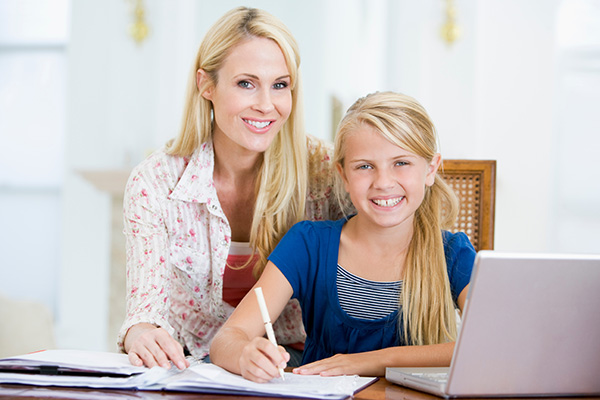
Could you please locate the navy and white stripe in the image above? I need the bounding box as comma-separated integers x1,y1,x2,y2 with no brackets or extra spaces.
336,264,402,320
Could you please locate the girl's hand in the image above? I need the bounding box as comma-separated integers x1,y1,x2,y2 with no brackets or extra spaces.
239,337,289,383
125,323,190,370
293,352,384,377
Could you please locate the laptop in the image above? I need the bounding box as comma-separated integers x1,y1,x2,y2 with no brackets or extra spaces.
386,251,600,398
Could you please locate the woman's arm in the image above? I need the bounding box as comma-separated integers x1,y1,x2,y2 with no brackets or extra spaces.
210,261,294,382
119,162,186,369
124,323,189,370
293,284,470,377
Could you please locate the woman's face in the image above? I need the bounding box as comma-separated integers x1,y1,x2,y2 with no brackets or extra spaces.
200,36,292,157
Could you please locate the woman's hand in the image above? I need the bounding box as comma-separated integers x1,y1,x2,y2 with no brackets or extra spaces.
293,352,384,377
238,337,290,383
124,323,190,370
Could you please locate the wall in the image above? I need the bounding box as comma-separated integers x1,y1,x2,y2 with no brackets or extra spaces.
5,0,595,352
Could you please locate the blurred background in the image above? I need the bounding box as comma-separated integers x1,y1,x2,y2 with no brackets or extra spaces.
1,0,599,356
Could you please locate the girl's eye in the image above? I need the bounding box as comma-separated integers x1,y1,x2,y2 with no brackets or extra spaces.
395,161,409,167
357,164,372,170
238,80,254,89
273,81,289,90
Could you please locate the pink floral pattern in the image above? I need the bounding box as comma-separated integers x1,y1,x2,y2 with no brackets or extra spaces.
117,137,342,358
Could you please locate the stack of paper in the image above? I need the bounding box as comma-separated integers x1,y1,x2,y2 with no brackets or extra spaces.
0,350,377,399
0,349,147,377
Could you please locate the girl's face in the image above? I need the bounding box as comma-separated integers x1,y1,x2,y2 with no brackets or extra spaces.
199,36,292,156
337,124,441,231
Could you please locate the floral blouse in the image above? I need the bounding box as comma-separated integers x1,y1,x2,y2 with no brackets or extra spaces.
117,136,342,358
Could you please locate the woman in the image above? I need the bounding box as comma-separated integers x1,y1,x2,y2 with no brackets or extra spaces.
118,7,341,370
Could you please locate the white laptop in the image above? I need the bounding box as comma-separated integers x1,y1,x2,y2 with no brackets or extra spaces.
386,251,600,398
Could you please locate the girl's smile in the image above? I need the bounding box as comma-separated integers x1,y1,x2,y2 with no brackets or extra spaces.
371,196,405,208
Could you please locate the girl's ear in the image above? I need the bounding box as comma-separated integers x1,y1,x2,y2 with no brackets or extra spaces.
336,162,350,192
197,69,213,100
425,153,442,187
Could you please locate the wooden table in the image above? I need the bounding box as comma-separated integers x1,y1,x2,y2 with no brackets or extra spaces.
2,379,599,400
0,378,389,400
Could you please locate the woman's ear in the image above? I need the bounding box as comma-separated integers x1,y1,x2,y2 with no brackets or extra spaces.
197,69,213,100
425,153,442,187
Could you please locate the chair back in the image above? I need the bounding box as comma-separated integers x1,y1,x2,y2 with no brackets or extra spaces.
440,160,496,251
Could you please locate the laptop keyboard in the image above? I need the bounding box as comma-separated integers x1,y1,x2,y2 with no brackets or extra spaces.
413,372,449,383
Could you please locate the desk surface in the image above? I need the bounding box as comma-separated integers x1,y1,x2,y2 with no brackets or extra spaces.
2,378,380,400
2,380,599,400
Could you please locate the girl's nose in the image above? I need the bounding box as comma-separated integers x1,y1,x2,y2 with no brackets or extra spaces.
374,168,395,189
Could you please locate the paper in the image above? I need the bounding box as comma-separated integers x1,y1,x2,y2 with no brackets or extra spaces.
0,349,147,376
0,350,377,399
164,363,375,399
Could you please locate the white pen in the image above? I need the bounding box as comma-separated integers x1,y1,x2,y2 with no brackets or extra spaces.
254,287,285,380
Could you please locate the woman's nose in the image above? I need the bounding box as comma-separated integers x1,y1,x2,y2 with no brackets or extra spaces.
253,88,275,113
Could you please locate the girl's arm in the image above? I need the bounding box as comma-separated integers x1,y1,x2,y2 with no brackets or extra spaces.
210,261,294,382
293,284,470,377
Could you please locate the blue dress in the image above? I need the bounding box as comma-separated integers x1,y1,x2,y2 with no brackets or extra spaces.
268,217,476,365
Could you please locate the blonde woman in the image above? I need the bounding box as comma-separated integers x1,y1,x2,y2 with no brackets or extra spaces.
118,7,340,370
210,91,476,382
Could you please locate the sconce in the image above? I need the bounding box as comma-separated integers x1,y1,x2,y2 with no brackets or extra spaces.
441,0,461,45
128,0,149,45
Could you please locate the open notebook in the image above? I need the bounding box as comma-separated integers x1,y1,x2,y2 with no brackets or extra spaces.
0,349,376,399
386,251,600,398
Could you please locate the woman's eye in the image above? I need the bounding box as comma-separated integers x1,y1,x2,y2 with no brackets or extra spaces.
273,81,289,90
395,161,408,167
238,80,254,89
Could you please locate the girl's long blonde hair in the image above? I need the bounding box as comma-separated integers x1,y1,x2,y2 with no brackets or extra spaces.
333,92,459,345
167,7,307,276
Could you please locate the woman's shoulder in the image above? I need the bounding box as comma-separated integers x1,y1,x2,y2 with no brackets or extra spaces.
305,135,336,200
129,146,179,178
306,135,335,173
128,141,211,185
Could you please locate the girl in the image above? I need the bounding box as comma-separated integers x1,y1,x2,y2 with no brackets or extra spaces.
210,91,476,382
119,7,341,370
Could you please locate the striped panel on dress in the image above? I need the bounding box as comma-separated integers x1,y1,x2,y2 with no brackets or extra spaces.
336,264,402,320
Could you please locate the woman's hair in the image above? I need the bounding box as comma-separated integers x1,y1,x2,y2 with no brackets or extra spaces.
168,7,308,276
333,91,459,346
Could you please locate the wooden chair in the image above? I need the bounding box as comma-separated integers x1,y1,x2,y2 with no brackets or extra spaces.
439,160,496,251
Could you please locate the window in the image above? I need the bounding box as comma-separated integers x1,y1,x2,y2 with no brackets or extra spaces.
0,0,70,313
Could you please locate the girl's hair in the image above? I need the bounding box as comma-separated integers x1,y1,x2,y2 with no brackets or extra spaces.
167,7,307,276
333,91,459,346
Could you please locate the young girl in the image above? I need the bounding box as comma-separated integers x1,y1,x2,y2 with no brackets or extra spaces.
210,91,476,382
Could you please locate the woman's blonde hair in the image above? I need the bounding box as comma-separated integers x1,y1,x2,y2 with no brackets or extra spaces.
168,7,307,276
333,91,459,346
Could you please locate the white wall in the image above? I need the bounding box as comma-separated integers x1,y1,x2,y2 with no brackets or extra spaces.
472,0,560,252
2,0,596,353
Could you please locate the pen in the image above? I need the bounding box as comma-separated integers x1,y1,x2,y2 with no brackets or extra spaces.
254,287,285,380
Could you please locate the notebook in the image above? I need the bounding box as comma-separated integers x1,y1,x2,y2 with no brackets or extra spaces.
386,251,600,398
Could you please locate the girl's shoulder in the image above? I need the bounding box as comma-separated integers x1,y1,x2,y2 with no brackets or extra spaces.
442,230,474,250
442,230,477,270
291,217,346,235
